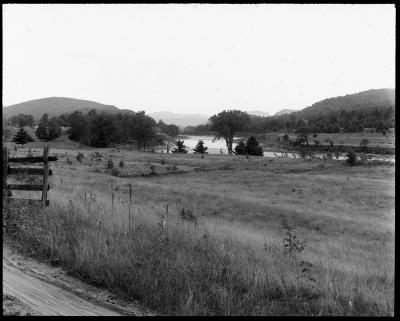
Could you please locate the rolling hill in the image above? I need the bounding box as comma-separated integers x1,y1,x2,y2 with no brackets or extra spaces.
294,88,395,119
3,97,124,120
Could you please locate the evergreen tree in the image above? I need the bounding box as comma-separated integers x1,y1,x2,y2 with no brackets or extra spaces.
36,113,50,141
13,126,34,148
246,136,264,156
48,117,62,140
172,140,188,153
234,141,247,155
193,140,208,158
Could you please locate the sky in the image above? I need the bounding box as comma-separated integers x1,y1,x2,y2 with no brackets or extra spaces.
2,4,396,115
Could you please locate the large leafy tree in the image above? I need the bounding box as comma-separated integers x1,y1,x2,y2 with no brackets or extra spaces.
13,126,34,148
157,120,180,153
209,110,249,155
130,111,156,151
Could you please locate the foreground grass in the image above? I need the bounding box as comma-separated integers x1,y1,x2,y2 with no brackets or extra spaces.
5,150,394,315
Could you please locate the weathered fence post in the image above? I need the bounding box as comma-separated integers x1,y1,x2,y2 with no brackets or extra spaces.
3,146,9,218
41,146,50,208
128,183,132,233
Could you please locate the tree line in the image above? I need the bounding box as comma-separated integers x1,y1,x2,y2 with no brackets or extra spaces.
184,105,395,135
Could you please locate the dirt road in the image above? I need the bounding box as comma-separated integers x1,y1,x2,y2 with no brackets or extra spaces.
3,243,154,316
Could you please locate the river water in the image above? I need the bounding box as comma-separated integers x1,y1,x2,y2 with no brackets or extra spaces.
161,135,394,162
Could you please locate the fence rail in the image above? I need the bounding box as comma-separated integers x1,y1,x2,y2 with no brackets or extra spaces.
2,146,57,213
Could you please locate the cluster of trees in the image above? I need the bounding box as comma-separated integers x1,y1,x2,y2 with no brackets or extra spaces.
61,109,160,149
234,136,264,156
35,113,62,141
7,113,35,127
184,106,395,135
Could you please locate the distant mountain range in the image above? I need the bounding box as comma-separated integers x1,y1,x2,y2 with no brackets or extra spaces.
148,111,209,127
246,110,270,117
3,88,394,127
274,109,297,116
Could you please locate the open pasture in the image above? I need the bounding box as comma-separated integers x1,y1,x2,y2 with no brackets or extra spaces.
6,147,395,315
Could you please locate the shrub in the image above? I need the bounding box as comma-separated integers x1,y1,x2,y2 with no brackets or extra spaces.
76,152,84,163
161,158,166,165
346,150,357,166
111,168,120,177
282,222,306,255
66,158,73,165
246,136,264,156
107,158,115,169
119,159,125,168
234,141,247,155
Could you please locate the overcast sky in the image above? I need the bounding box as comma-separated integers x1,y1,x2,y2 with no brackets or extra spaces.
3,4,395,115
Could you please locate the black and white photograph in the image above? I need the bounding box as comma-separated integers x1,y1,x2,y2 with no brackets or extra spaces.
2,3,395,316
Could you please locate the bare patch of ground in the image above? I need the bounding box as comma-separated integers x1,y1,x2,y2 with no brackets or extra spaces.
3,242,155,316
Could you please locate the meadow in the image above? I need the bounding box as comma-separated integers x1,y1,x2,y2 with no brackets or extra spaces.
4,144,395,316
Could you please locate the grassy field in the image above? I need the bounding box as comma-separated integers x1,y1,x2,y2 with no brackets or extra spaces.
4,145,395,315
257,131,395,150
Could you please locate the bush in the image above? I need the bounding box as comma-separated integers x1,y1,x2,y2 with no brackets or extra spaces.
234,141,247,155
246,136,264,156
66,158,73,165
119,159,124,168
107,158,115,169
76,152,84,163
111,168,120,177
346,150,357,166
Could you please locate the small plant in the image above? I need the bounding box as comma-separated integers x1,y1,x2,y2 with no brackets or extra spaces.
76,152,84,163
282,221,306,255
346,150,357,166
119,159,124,168
107,158,114,169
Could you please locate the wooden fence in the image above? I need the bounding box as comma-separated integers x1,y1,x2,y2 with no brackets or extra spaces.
2,146,58,214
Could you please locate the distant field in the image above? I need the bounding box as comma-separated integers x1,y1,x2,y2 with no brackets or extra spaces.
5,145,395,315
257,131,395,150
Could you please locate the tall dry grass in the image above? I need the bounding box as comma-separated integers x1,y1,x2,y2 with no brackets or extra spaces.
4,151,394,316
